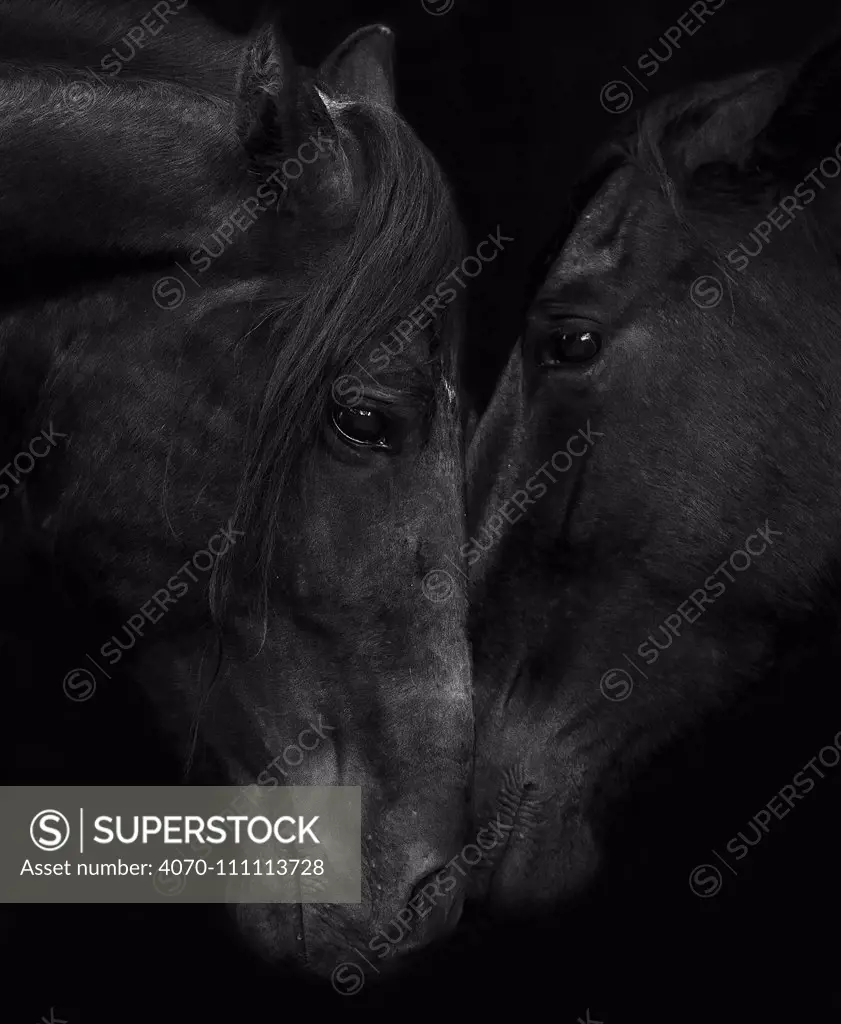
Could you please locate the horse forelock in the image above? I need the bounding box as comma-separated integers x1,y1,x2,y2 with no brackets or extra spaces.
209,98,465,623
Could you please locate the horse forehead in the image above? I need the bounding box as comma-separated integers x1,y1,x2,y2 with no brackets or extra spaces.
544,166,654,291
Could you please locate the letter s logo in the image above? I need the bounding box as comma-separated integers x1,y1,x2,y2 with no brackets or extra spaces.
30,810,70,851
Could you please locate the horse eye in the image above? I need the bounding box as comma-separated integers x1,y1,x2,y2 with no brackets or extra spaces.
331,404,393,450
537,329,602,366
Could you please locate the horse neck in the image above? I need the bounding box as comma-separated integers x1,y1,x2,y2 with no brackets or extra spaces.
0,70,244,265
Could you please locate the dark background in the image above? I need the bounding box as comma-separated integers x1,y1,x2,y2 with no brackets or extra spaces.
7,2,841,1021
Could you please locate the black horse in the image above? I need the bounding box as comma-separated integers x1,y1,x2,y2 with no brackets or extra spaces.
465,30,841,1020
0,0,473,995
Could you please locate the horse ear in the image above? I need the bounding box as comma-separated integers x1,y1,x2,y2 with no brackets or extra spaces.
637,67,797,179
235,21,353,204
640,30,841,183
676,70,795,174
316,25,395,110
235,21,302,160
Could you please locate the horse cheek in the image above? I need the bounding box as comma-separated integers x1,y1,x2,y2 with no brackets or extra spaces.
525,478,547,501
637,640,658,665
726,249,749,273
